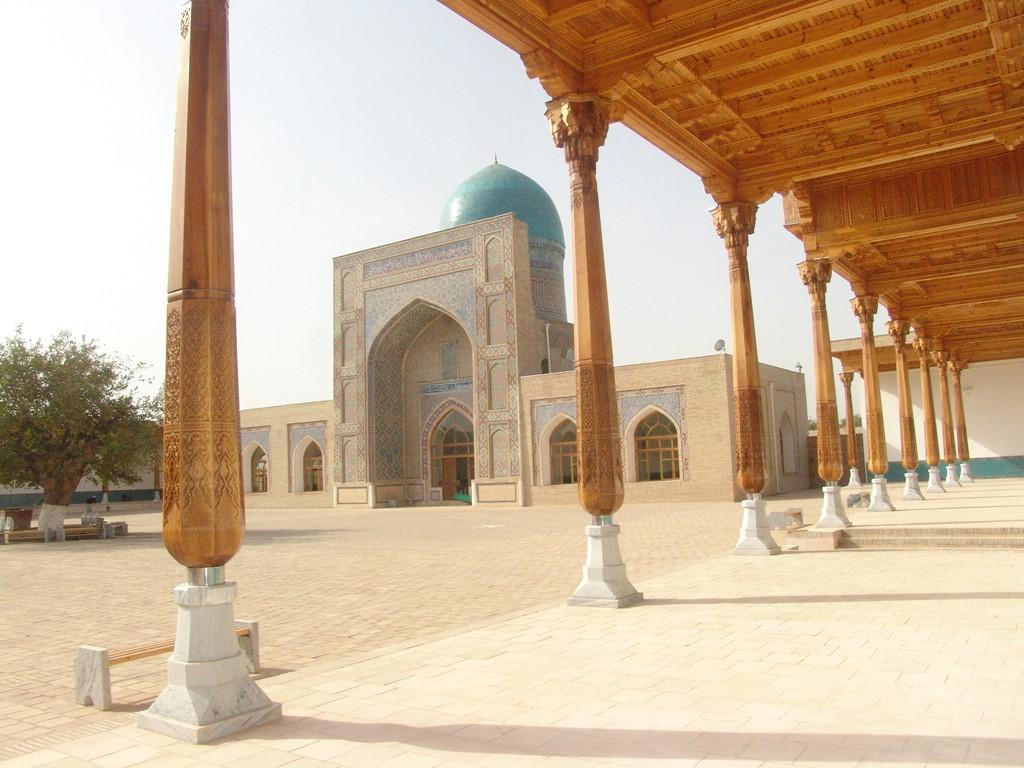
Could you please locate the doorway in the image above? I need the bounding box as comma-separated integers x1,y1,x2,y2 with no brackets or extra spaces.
430,409,474,500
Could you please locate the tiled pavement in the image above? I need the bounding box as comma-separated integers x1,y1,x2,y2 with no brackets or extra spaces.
2,479,1023,766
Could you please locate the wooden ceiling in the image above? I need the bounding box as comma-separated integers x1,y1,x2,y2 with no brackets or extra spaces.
438,0,1024,366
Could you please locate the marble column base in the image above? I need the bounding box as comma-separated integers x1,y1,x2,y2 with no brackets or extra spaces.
567,522,642,608
815,484,851,529
960,461,974,482
734,496,780,555
944,463,961,487
844,468,864,489
926,466,945,493
867,476,895,512
902,472,925,501
138,578,280,744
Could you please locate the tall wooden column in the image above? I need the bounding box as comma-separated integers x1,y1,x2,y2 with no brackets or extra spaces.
838,371,863,487
913,336,944,492
162,0,244,568
933,348,960,486
798,260,848,527
548,96,641,606
141,1,280,742
950,359,974,481
887,318,922,500
713,202,778,554
851,294,894,510
547,97,622,518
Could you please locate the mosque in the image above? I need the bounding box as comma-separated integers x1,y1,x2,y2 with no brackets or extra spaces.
239,163,810,509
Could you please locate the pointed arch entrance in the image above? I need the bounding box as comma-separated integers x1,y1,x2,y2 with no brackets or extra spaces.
366,299,475,503
429,409,475,499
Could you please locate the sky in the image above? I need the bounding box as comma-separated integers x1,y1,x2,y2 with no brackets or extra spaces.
0,1,867,415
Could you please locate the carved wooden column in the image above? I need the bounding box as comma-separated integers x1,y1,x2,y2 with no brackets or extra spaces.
887,318,923,500
798,260,848,528
838,371,863,488
139,0,279,742
548,96,640,606
851,294,894,511
950,359,974,482
933,348,961,487
712,202,778,554
913,336,944,493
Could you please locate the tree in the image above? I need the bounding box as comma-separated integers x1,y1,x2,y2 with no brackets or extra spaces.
0,328,161,506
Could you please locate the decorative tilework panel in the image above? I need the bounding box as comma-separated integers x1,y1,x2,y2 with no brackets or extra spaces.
240,429,270,452
363,239,472,279
368,303,440,481
440,341,459,381
419,379,471,396
364,270,476,349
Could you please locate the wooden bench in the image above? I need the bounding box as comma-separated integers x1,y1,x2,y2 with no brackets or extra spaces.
75,621,260,710
2,525,103,545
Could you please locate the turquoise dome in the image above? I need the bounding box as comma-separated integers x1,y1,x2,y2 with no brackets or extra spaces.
440,163,564,246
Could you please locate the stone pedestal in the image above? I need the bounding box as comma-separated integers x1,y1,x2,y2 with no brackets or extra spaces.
138,577,280,743
567,521,642,608
944,463,961,487
926,466,945,493
867,476,894,512
902,472,925,501
734,496,781,555
960,461,974,482
815,484,851,530
845,468,864,489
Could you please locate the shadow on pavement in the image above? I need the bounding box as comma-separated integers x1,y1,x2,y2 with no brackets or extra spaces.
262,719,1022,764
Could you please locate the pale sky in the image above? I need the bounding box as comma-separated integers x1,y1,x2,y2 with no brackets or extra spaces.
0,1,868,416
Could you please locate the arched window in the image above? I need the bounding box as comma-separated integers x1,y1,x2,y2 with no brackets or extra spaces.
251,447,268,493
635,412,679,482
430,410,474,499
549,419,577,485
303,442,323,492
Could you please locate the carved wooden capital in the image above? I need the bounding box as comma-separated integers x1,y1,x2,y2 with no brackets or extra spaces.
850,294,878,334
950,359,967,380
797,259,831,305
911,336,930,361
931,348,950,368
711,201,757,252
838,371,855,388
547,96,610,175
886,318,911,351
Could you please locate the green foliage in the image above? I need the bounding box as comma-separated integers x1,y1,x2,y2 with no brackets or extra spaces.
0,328,161,505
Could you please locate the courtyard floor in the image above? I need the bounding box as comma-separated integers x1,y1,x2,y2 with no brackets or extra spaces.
1,479,1022,767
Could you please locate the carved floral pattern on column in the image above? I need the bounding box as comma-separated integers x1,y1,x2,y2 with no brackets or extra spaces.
162,0,244,569
712,201,765,494
164,298,243,567
548,96,623,516
798,259,841,482
851,294,887,476
887,318,919,471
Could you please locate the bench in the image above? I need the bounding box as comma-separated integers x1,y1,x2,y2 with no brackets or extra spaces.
2,525,103,545
74,621,260,710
